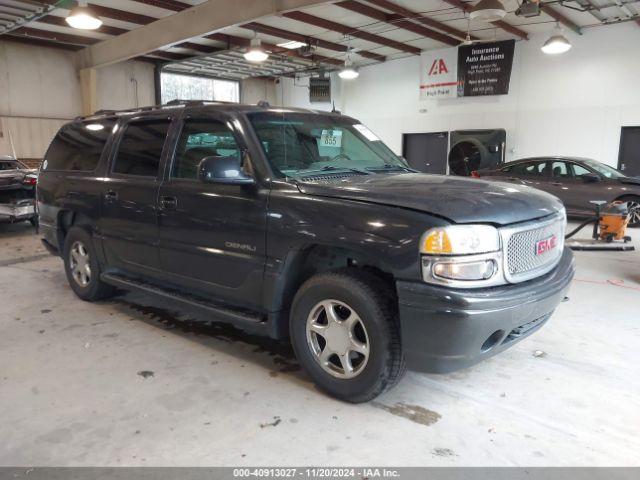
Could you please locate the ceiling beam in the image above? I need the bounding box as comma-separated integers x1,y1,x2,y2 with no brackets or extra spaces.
35,1,159,25
336,0,460,46
74,0,334,69
441,0,529,40
3,34,83,51
540,4,583,35
241,21,386,62
130,0,386,61
359,0,473,41
282,10,422,54
10,26,96,46
33,14,222,55
205,32,345,67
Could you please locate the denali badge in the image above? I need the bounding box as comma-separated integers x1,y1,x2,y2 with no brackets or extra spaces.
536,235,557,255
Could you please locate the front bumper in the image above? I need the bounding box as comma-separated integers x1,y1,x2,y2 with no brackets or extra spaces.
0,202,35,221
397,247,575,373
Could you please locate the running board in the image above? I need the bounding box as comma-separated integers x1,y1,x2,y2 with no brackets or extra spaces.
100,272,267,329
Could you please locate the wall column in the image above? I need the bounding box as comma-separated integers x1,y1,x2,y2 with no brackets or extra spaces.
79,68,98,116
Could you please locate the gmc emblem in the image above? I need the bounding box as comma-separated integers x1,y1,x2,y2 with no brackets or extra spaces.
536,235,557,255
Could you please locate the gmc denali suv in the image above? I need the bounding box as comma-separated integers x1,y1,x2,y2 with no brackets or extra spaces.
38,101,574,402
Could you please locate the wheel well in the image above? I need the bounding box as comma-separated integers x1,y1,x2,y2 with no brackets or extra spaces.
615,194,640,202
56,210,93,247
270,245,396,338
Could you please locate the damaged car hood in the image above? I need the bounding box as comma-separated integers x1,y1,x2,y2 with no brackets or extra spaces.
296,173,564,226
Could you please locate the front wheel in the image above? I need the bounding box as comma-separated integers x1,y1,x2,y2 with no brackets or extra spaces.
289,269,405,403
621,196,640,228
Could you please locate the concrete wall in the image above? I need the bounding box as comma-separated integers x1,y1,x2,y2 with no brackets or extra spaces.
241,77,278,105
0,40,155,161
279,23,640,168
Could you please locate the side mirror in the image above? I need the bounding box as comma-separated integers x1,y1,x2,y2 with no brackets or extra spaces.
582,173,600,183
198,155,255,185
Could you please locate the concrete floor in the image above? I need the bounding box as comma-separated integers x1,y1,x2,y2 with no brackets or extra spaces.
0,221,639,466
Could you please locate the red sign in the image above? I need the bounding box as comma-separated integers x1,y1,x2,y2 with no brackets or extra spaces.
536,235,557,255
428,59,449,76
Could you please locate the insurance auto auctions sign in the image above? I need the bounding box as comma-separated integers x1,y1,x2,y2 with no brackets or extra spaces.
420,40,515,100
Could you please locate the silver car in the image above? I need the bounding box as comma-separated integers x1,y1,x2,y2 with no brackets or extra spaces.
0,155,38,225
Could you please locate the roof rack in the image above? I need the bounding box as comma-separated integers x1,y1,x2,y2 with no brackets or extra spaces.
73,99,243,121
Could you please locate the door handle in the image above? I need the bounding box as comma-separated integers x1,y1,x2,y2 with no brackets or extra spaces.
104,190,118,202
160,196,178,211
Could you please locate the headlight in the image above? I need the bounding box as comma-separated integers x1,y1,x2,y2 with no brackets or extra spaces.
420,225,500,255
421,224,505,288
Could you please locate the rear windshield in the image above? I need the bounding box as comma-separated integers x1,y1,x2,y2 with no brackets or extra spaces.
43,119,116,172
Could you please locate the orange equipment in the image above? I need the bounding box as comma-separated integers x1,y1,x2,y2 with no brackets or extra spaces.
598,202,630,242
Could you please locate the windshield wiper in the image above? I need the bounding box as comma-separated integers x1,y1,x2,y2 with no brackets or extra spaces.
366,164,415,173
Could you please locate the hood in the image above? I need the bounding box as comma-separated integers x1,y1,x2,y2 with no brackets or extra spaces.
620,177,640,186
296,173,564,226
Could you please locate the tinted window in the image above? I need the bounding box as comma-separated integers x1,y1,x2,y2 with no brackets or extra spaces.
113,120,171,177
571,164,591,177
551,161,570,178
172,119,239,180
511,162,545,176
44,120,115,171
0,161,18,170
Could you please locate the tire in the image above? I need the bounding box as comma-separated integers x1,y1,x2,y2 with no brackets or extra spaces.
620,196,640,228
62,226,115,301
289,268,405,403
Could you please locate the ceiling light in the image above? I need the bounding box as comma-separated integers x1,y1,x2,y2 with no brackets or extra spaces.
469,0,507,22
277,40,307,50
244,38,269,63
541,26,572,54
339,59,359,80
65,1,102,30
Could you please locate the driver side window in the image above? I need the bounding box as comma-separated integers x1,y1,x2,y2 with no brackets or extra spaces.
172,119,240,180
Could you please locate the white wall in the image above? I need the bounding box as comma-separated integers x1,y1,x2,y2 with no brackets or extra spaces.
0,40,155,160
280,23,640,168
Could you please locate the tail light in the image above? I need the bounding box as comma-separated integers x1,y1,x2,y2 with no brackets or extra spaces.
23,176,37,186
471,171,480,178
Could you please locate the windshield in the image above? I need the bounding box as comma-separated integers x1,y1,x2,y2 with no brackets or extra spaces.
581,159,625,179
247,111,408,178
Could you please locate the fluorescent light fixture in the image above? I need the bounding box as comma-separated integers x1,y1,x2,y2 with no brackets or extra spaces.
85,123,104,131
244,38,269,63
541,26,572,54
65,1,102,30
338,59,359,80
469,0,507,22
277,40,307,50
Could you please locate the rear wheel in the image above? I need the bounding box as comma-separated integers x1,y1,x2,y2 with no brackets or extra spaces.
289,269,405,403
63,227,115,301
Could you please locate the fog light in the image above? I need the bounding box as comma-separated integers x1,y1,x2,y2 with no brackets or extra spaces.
433,259,496,281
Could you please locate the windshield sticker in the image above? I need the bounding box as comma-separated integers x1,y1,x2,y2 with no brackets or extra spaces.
319,130,343,148
353,124,380,142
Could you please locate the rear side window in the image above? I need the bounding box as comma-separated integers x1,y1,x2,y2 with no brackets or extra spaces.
113,120,171,177
511,162,545,176
43,120,115,172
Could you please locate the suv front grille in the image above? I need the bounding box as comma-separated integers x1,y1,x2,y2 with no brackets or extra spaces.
501,213,565,283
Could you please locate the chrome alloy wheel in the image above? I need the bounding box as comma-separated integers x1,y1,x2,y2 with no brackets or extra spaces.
627,200,640,225
69,240,91,287
305,299,370,379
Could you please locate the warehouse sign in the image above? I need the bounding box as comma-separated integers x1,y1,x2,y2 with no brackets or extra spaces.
419,47,458,100
420,40,515,100
457,40,515,96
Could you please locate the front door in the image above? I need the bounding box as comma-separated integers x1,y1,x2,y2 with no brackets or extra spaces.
100,116,173,276
546,160,605,215
157,115,267,310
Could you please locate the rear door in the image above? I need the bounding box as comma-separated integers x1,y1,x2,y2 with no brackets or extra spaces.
156,113,268,310
500,161,549,189
100,115,175,276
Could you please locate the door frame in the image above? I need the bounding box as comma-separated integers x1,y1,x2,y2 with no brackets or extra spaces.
401,131,450,174
618,126,640,174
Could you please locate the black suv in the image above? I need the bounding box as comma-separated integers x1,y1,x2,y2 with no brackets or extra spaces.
38,101,574,402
